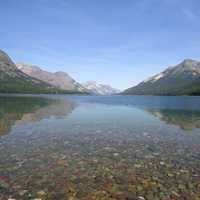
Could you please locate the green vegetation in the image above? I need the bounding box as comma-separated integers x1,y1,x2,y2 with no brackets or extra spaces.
123,77,200,96
0,96,53,135
148,109,200,130
0,74,86,94
122,59,200,96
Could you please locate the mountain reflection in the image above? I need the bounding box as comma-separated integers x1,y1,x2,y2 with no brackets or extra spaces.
0,96,76,136
147,109,200,130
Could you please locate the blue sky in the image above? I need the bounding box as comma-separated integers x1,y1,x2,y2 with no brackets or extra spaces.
1,0,200,89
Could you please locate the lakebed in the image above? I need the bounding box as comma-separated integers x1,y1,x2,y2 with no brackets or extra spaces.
0,95,200,200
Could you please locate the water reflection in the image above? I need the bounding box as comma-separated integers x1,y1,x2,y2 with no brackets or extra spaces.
147,109,200,131
0,95,200,200
0,96,76,136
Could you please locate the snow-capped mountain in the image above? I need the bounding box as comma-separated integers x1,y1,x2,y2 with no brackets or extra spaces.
83,81,120,95
123,59,200,95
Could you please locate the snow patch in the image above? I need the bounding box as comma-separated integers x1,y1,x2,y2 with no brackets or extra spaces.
151,73,164,82
143,73,165,83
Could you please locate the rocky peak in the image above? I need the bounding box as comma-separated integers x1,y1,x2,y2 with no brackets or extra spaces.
0,50,15,66
54,71,69,77
83,81,120,95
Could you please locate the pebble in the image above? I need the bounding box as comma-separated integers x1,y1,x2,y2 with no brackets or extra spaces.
138,196,146,200
37,190,46,196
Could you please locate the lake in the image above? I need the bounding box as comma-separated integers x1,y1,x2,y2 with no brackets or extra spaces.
0,95,200,200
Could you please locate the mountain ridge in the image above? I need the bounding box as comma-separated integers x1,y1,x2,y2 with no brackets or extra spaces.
83,81,120,95
1,49,200,96
0,50,56,93
122,59,200,96
16,63,87,93
0,50,86,94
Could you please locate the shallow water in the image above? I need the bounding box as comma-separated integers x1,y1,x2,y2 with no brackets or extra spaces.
0,95,200,200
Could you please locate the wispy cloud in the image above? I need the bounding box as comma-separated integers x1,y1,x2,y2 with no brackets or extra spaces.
163,0,198,21
182,8,197,21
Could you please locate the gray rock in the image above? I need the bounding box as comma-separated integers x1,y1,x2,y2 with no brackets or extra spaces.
122,59,200,95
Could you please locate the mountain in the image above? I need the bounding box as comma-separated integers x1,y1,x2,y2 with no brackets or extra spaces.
17,63,87,93
0,50,62,94
0,96,76,136
147,109,200,131
122,59,200,96
83,81,120,95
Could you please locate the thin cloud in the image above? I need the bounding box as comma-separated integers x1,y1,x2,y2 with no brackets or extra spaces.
163,0,198,21
182,8,197,21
